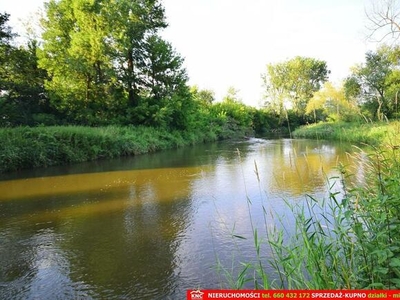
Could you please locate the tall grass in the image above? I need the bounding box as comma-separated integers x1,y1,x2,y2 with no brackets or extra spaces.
292,121,400,146
220,122,400,290
0,125,236,173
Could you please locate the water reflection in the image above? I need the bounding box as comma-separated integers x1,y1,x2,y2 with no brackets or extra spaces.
267,139,345,196
0,139,360,299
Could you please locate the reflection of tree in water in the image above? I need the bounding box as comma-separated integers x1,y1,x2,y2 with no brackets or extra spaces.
55,167,207,299
267,140,352,196
0,162,213,299
0,139,361,299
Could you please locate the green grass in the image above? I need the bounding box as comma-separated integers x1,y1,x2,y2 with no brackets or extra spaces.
293,121,400,147
221,121,400,290
0,124,243,173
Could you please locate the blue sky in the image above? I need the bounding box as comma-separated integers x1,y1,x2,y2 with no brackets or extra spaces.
1,0,376,106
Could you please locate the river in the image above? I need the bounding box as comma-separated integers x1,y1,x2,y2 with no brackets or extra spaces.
0,138,362,299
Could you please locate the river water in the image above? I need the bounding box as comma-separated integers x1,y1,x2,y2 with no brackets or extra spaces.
0,138,361,299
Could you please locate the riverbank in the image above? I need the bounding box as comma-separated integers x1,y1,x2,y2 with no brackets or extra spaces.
261,120,400,289
0,125,249,174
292,121,400,146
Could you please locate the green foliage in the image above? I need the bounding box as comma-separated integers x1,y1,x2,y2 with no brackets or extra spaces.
139,35,188,101
250,108,280,135
0,8,319,135
285,122,400,289
0,12,14,43
209,101,253,137
266,193,359,289
346,45,400,121
0,125,228,173
262,56,330,114
0,40,52,126
293,121,399,146
190,85,215,106
225,124,400,289
266,157,400,289
38,0,189,127
306,82,360,123
337,145,400,289
0,12,51,127
222,86,242,103
0,12,15,67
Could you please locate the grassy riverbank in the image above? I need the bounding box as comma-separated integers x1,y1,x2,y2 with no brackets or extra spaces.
275,121,400,289
289,121,400,289
226,121,400,290
0,124,246,174
292,121,400,146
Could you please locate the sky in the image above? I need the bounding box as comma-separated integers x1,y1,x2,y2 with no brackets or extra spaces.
1,0,377,107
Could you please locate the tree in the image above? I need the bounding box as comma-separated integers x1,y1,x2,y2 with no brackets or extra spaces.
0,14,51,126
306,82,360,122
261,62,288,113
223,86,242,103
209,87,253,133
139,35,188,101
38,0,107,123
0,12,15,87
1,40,51,126
104,0,167,107
366,0,400,43
38,0,187,126
190,86,215,106
131,34,191,129
345,45,400,120
262,56,330,114
385,69,400,118
0,12,14,44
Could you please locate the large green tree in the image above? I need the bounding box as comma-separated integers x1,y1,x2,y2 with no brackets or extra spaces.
38,0,109,123
345,45,400,120
262,56,330,115
104,0,167,107
39,0,189,126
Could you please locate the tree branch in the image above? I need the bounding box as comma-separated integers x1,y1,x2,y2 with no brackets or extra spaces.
366,0,400,43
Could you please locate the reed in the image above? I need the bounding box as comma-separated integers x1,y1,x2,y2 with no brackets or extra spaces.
221,123,400,289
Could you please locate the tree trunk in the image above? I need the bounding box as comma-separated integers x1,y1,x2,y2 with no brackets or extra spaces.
127,49,138,106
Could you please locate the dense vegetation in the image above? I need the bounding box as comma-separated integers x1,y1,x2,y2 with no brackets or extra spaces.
0,125,215,173
293,120,400,146
1,3,283,131
2,0,400,292
2,1,400,174
280,121,400,289
0,3,296,173
220,121,400,290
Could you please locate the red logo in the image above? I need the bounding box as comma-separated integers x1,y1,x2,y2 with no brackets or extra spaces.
189,290,204,300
